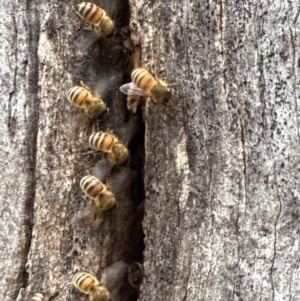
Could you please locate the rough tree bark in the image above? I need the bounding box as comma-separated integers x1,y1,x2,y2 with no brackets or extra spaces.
0,1,40,300
134,1,300,300
1,0,300,301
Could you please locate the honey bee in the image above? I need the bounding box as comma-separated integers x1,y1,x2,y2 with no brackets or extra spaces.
118,26,134,73
80,175,116,212
67,81,107,118
72,272,110,301
119,68,173,104
89,131,129,165
127,262,143,291
120,26,133,53
76,2,114,37
29,293,45,301
73,165,136,224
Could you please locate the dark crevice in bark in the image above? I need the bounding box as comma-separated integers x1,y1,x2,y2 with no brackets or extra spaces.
289,27,300,143
293,7,300,24
270,161,282,301
289,268,293,301
176,185,182,243
60,179,76,254
218,0,226,93
66,0,145,299
182,265,191,301
233,118,244,299
258,54,267,134
240,121,247,178
8,14,17,140
218,0,224,45
17,1,41,298
204,167,214,297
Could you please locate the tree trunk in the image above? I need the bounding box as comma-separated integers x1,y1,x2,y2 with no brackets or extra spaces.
135,0,300,300
1,0,300,301
0,1,40,300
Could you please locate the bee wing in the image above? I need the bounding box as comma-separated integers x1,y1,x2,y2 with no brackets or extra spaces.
102,0,130,27
75,31,100,54
110,168,137,195
101,261,128,292
92,159,113,181
102,0,118,18
119,83,148,97
114,114,143,144
66,113,95,143
93,71,122,100
70,203,104,227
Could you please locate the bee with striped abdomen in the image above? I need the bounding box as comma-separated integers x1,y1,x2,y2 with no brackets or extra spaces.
89,131,129,166
73,166,136,223
67,81,106,118
76,2,114,37
72,272,110,301
120,67,173,105
80,175,116,212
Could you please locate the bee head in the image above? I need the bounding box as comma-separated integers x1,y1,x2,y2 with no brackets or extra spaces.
151,86,173,104
162,88,174,104
84,99,107,118
128,262,143,275
110,143,129,165
90,285,110,301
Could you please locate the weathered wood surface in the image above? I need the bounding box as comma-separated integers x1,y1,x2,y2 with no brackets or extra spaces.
1,0,300,300
131,0,300,301
22,0,144,300
0,1,39,300
1,0,143,301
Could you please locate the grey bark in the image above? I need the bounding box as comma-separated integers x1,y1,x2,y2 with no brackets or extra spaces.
1,0,300,301
133,0,300,301
0,1,39,300
2,0,143,301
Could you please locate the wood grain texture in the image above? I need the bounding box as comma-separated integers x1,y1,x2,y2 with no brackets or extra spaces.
0,1,39,300
2,0,300,300
0,0,143,300
130,0,300,300
21,0,144,299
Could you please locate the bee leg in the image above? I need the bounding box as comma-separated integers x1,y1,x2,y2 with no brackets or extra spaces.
85,150,98,155
150,97,158,103
79,80,92,92
72,5,83,19
83,106,93,118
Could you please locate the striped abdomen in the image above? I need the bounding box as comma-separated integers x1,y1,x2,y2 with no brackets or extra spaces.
29,293,44,301
80,175,106,199
72,272,99,294
76,2,104,25
89,132,117,153
67,86,91,107
131,68,158,93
